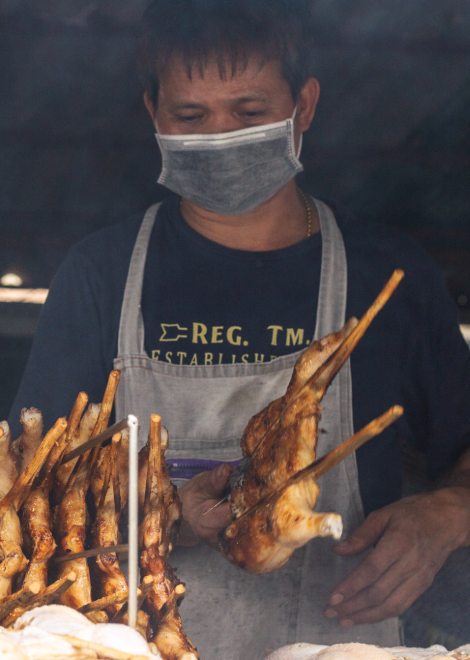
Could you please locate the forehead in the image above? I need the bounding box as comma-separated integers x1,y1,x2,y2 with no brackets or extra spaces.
157,56,292,106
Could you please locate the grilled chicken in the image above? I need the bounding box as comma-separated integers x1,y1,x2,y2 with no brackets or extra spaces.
56,456,93,609
222,270,404,574
0,504,28,599
0,423,17,500
20,392,87,594
21,484,56,592
14,408,43,472
56,371,120,612
55,403,100,609
91,439,128,616
140,415,198,660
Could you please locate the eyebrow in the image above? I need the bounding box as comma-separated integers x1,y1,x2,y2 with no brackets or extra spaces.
168,94,269,112
169,102,206,111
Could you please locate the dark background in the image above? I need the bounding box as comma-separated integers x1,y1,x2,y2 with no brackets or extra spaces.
1,0,470,420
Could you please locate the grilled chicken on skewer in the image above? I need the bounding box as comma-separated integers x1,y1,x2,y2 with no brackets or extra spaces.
140,415,198,660
21,487,56,592
222,407,403,573
55,404,101,609
91,437,128,616
56,452,94,609
56,370,120,611
222,271,404,573
139,425,181,556
21,393,88,593
0,417,66,600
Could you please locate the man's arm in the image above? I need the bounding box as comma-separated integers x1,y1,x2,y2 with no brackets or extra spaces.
324,447,470,627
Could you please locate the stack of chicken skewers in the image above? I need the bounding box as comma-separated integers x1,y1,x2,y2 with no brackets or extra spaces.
0,370,198,660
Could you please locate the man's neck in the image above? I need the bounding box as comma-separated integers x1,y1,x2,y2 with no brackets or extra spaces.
179,182,319,252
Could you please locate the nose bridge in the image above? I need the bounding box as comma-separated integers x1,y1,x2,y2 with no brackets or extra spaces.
207,103,244,134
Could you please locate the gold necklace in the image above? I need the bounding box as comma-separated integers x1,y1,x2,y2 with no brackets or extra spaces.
298,188,313,238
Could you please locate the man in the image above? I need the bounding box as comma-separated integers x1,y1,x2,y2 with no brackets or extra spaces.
9,1,470,658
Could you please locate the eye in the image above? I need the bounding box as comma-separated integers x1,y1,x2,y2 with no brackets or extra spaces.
242,110,266,119
175,114,203,123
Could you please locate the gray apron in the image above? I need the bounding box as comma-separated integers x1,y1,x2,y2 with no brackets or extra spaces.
114,199,401,658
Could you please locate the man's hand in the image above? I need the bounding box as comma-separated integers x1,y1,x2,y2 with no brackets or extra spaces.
178,464,233,548
324,487,470,627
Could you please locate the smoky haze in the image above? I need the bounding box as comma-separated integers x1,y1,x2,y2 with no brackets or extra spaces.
1,0,470,413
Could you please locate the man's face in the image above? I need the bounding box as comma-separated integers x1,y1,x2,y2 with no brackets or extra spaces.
145,56,318,139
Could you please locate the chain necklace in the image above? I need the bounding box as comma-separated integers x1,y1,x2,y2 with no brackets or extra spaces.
298,188,313,238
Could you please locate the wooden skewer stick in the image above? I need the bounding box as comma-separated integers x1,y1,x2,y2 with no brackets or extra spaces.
51,634,151,660
1,417,68,511
293,405,403,483
79,589,129,615
93,370,121,437
1,572,76,627
61,418,129,465
62,371,122,479
41,392,89,485
302,269,404,400
86,370,122,481
0,583,41,621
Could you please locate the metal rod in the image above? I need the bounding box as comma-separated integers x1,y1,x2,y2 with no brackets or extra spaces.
61,418,129,464
53,544,129,564
127,414,139,629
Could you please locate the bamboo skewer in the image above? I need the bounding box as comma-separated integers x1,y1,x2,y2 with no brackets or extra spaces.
79,590,129,615
2,417,68,511
1,572,77,626
61,419,129,465
65,371,121,487
40,392,89,485
0,583,41,621
302,269,404,400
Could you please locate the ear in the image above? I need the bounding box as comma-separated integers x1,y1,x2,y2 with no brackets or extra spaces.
297,77,321,132
143,91,157,122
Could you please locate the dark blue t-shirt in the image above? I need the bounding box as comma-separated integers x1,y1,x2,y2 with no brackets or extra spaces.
8,195,470,514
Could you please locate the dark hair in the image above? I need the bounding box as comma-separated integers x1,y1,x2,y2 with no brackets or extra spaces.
138,0,316,105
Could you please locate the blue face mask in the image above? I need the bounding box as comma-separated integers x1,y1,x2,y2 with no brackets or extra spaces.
155,108,303,215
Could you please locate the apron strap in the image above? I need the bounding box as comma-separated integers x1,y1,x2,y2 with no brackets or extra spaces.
313,198,348,340
313,198,361,520
117,203,161,357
